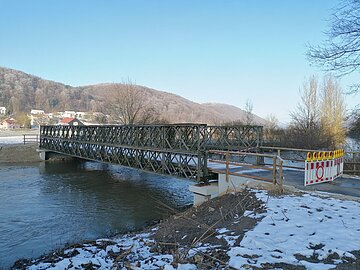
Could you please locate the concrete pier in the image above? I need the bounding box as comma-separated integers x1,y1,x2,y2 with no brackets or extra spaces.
37,149,48,161
189,173,274,206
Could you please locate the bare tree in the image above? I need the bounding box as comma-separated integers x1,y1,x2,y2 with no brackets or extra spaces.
307,0,360,91
287,75,347,149
290,76,319,130
107,79,159,125
245,99,254,125
287,76,324,148
349,107,360,141
320,75,346,148
264,114,280,144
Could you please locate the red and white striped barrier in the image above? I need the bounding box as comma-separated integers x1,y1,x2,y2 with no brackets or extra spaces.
304,149,344,186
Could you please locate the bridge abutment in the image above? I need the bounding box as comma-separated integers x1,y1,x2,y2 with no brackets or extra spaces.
37,149,49,161
37,149,76,161
189,173,274,206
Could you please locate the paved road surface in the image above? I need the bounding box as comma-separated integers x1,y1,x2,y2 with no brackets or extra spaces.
244,169,360,198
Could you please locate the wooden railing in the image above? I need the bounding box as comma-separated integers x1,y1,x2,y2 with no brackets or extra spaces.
23,134,39,145
344,151,360,175
208,150,284,191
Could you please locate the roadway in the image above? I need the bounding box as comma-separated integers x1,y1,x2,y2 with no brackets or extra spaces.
250,169,360,198
208,160,360,198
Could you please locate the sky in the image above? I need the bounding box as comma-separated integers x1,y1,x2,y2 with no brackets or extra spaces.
0,0,358,124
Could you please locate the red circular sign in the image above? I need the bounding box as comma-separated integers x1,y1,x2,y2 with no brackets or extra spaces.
316,166,324,179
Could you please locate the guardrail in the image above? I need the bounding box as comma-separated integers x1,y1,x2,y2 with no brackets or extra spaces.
23,134,39,145
259,146,308,170
344,151,360,175
208,150,284,191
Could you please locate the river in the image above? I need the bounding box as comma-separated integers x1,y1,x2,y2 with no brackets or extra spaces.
0,161,193,268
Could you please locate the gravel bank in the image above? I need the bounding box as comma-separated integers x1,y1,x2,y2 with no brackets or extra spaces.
0,144,42,163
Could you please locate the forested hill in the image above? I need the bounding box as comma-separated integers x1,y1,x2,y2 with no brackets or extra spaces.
0,66,266,125
0,67,97,113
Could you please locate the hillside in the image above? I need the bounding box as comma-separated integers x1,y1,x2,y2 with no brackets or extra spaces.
0,67,265,125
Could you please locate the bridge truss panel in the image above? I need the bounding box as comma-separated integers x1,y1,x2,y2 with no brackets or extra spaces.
40,125,208,181
203,125,263,151
40,124,206,152
39,124,263,181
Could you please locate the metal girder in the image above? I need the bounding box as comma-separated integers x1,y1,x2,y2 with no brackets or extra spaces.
39,124,263,181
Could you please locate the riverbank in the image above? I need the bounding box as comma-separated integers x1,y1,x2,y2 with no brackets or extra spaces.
0,144,41,163
0,129,39,137
13,188,360,270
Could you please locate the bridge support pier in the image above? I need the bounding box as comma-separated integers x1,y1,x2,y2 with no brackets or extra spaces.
189,173,274,206
189,182,219,206
37,149,75,161
37,149,49,161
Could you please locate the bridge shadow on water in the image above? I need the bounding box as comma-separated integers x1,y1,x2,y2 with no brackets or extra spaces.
38,159,193,211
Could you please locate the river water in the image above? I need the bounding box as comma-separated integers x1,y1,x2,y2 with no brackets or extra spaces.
0,161,193,268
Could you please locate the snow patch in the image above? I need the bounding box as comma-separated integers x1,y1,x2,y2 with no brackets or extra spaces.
228,190,360,269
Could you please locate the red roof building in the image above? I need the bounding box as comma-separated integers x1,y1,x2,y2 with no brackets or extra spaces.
0,118,20,129
59,117,84,126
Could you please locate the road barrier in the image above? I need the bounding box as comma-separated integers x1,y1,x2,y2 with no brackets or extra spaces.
304,149,344,186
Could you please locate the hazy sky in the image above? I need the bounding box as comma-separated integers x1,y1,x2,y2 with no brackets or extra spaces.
0,0,358,123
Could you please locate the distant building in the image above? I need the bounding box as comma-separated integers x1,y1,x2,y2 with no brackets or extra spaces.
30,114,50,128
75,112,86,119
0,107,6,115
0,118,20,129
62,111,76,118
59,117,84,126
30,109,45,115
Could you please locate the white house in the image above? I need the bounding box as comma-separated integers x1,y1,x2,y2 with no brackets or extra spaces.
30,109,45,115
30,114,49,127
0,107,6,115
62,111,76,118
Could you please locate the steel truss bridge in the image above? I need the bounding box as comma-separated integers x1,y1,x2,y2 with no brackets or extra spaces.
39,124,263,182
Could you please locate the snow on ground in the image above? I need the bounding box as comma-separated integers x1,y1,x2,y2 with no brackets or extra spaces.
24,190,360,270
27,231,199,270
227,190,360,270
0,136,23,144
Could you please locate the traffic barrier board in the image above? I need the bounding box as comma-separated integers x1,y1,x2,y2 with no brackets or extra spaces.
304,149,344,186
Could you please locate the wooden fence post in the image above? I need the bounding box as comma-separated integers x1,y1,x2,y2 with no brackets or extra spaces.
279,159,284,192
225,152,229,182
272,156,277,185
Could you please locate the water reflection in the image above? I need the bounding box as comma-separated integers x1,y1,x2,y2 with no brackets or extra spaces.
0,161,193,268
